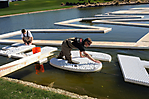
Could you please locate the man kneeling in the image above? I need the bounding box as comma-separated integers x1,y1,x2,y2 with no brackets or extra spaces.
57,37,101,64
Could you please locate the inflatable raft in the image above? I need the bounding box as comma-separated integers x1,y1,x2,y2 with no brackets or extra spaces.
50,50,112,72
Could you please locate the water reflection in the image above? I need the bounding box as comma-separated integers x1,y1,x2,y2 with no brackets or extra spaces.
34,63,45,75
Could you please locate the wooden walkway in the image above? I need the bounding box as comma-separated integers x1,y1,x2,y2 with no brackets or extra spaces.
92,8,149,28
82,16,144,21
92,20,149,28
29,29,110,33
0,30,149,49
0,37,148,49
108,9,149,15
54,18,112,33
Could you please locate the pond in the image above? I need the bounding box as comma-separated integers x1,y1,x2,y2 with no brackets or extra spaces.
0,4,149,99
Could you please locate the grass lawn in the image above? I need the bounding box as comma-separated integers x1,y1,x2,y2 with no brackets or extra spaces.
0,0,105,16
0,0,70,16
0,78,73,99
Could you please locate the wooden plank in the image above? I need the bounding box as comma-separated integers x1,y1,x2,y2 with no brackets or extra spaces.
54,18,82,24
95,14,144,17
0,31,21,39
0,39,144,49
81,16,144,21
92,20,149,28
29,29,110,33
54,18,112,33
54,23,112,33
106,18,149,22
136,32,149,46
1,31,149,49
109,10,149,15
131,7,149,10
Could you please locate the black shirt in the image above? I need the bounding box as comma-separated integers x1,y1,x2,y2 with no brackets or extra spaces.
71,38,85,52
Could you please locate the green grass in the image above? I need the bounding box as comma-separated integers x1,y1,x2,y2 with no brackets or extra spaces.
0,0,75,16
0,0,110,16
0,78,73,99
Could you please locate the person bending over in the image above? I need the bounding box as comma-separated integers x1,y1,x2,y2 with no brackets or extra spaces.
21,29,33,45
57,37,101,64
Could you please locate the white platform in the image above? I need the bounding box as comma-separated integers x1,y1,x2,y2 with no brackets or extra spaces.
0,46,58,77
50,51,108,72
0,45,35,56
7,46,57,59
71,50,112,62
0,45,35,57
50,57,102,72
118,54,149,86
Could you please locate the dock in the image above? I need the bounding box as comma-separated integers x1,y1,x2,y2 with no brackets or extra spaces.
54,18,112,33
108,9,149,15
91,8,149,28
0,31,149,49
0,31,21,39
0,9,149,49
29,29,110,33
103,18,149,22
0,46,58,77
131,7,149,10
92,20,149,28
94,14,144,17
81,16,144,21
0,33,148,49
118,54,149,86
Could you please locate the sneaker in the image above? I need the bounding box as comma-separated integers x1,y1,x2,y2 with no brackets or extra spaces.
57,57,64,60
68,61,79,64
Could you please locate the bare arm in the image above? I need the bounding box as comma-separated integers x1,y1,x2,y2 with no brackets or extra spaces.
82,51,101,63
29,37,33,45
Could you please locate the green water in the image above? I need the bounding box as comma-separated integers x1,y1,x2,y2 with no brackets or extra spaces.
1,4,149,99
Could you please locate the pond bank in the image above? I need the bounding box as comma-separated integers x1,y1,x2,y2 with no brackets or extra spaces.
76,1,149,8
0,6,77,18
2,77,96,99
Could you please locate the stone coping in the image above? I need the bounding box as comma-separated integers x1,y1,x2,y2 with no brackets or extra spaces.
2,77,97,99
